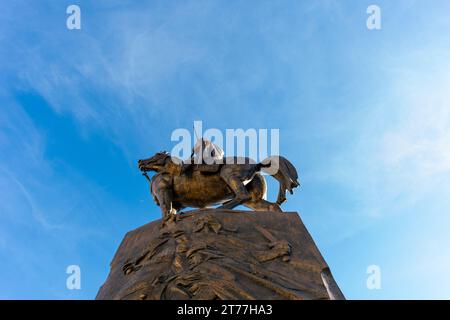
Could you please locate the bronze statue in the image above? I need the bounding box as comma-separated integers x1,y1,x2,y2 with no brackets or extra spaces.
98,143,346,300
138,150,299,221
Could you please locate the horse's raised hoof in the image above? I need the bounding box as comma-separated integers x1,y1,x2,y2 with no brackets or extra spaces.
269,204,282,212
160,213,176,228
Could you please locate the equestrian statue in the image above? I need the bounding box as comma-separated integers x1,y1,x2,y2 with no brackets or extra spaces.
138,138,299,222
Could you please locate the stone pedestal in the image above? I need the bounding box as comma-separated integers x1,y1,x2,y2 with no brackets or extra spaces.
96,209,344,300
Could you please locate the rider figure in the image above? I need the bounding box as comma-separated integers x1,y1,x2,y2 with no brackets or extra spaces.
183,138,224,173
193,138,224,164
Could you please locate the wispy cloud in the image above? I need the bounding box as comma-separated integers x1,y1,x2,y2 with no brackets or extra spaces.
0,95,135,298
2,0,450,299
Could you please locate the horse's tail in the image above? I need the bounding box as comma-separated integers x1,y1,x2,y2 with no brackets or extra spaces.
259,156,300,205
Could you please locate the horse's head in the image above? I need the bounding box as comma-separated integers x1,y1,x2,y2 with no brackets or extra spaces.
138,151,171,172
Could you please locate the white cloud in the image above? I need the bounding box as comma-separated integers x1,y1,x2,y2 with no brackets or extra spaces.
379,75,450,182
327,50,450,221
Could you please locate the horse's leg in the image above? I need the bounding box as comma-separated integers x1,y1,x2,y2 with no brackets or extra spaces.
217,169,252,210
155,188,176,222
218,197,243,210
242,173,282,212
242,199,282,212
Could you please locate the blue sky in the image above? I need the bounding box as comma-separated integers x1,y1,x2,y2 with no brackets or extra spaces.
1,0,450,299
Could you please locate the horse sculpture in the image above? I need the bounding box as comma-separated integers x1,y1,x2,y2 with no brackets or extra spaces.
138,152,299,221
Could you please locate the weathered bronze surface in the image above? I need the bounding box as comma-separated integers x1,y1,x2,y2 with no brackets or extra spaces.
137,152,299,222
96,209,345,300
97,145,344,299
